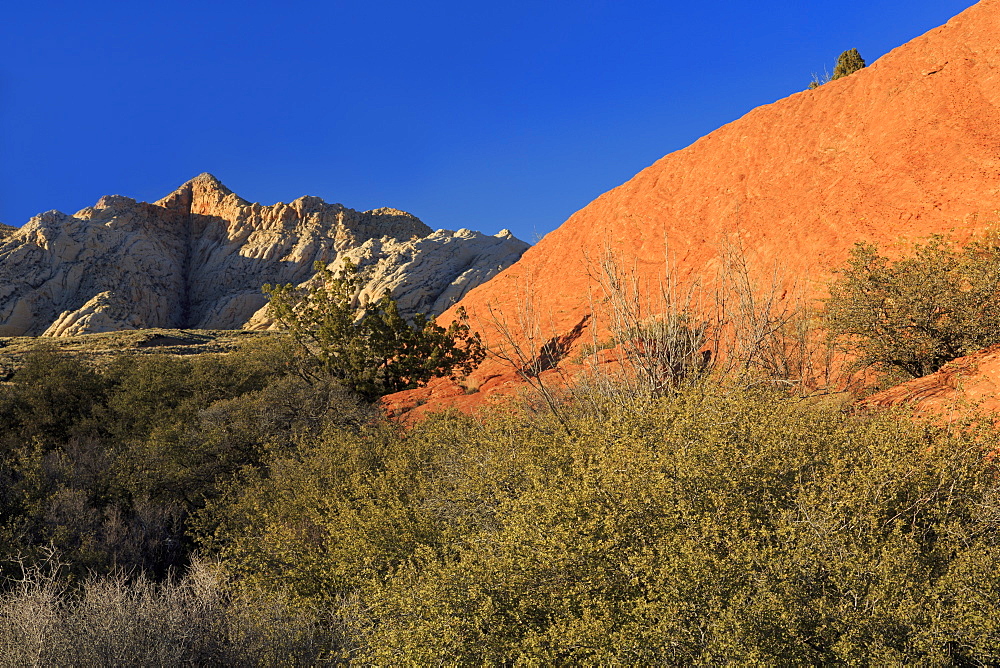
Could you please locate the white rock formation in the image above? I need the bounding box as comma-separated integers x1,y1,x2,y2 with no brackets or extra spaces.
246,227,530,329
43,291,146,337
0,174,528,336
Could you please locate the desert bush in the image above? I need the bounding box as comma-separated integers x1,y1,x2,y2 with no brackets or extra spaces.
195,419,421,602
826,235,1000,379
0,556,341,666
0,346,107,445
832,47,866,80
362,397,1000,664
200,386,1000,664
590,248,712,396
565,243,829,414
809,47,866,88
0,337,366,582
123,373,373,516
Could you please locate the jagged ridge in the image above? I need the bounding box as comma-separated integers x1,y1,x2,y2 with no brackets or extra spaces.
0,174,528,336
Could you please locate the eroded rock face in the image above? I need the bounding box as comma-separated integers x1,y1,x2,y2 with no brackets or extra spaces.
0,174,527,336
342,228,529,318
387,0,1000,416
0,203,187,337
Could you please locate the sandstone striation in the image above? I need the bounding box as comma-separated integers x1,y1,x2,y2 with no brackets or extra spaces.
0,174,527,336
860,344,1000,419
388,0,1000,416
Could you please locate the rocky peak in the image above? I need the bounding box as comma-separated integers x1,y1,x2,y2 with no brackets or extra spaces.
0,176,527,337
92,194,138,212
154,172,246,217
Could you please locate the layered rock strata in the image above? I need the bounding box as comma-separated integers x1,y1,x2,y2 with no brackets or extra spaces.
861,344,1000,418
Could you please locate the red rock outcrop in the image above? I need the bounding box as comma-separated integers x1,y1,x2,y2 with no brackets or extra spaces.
391,0,1000,416
862,345,1000,420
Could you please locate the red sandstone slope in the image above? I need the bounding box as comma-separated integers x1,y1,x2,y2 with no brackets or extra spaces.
390,0,1000,415
862,345,1000,420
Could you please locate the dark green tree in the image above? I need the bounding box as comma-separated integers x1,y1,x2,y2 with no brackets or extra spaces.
263,260,485,401
831,48,866,80
809,48,866,89
825,235,1000,379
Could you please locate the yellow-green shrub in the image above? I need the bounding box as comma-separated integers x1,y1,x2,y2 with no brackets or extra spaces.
199,388,1000,664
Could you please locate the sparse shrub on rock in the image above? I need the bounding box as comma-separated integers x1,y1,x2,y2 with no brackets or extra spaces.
809,47,866,88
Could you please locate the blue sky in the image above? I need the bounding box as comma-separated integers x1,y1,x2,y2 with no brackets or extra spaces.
0,1,976,242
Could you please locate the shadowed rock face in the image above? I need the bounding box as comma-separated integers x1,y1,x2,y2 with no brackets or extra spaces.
0,174,528,336
387,0,1000,416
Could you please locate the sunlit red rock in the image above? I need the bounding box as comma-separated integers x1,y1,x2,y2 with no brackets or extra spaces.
389,0,1000,416
861,345,1000,420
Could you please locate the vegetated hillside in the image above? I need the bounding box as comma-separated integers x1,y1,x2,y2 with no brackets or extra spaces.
391,0,1000,415
4,349,1000,663
0,174,528,337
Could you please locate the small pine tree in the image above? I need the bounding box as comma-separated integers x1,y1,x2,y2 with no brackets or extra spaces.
831,48,866,80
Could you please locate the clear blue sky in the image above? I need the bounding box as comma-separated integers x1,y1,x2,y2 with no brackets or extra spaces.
0,1,976,242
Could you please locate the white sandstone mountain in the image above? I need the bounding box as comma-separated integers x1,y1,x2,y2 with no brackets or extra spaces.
0,174,528,336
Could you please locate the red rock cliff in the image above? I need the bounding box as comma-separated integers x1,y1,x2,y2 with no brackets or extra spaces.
390,0,1000,415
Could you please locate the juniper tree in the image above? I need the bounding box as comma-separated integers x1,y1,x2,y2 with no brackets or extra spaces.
263,260,485,401
831,48,866,80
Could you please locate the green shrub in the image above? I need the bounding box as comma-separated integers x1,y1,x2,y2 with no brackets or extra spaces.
0,346,107,444
199,387,1000,664
0,338,345,581
832,47,866,80
809,47,865,88
825,235,1000,379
